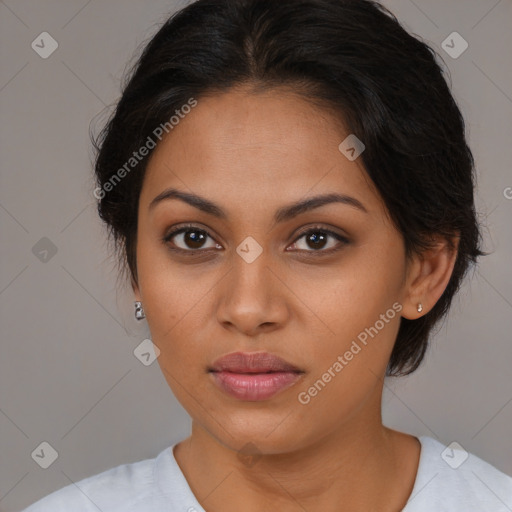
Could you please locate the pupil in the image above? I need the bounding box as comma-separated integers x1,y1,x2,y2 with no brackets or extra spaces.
308,232,327,249
186,231,205,248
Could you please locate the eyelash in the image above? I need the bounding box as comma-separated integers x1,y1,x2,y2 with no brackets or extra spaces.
162,223,350,256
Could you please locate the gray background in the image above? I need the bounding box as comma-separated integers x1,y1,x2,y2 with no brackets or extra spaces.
1,1,511,511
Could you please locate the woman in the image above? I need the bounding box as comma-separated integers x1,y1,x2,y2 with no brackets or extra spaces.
23,0,512,510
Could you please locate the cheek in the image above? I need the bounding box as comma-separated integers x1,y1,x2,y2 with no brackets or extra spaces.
302,244,404,336
291,241,405,387
294,292,401,429
135,237,222,381
136,231,204,327
139,270,210,362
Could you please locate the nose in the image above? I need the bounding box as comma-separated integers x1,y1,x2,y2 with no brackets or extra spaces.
216,251,290,337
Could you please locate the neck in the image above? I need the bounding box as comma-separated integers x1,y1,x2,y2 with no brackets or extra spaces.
173,394,420,512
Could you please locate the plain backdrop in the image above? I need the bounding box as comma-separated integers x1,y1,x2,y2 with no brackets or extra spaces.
0,0,511,510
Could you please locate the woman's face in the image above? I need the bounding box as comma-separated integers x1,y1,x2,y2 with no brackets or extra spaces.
134,86,412,454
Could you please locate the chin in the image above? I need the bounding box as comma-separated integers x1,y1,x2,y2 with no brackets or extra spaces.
200,407,316,456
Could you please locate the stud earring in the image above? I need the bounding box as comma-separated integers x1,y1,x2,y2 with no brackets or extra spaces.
134,301,146,320
417,303,423,313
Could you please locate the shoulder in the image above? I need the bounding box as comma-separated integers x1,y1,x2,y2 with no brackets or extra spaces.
403,436,512,512
21,444,190,512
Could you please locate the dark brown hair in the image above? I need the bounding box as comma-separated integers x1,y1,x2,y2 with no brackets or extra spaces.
92,0,484,376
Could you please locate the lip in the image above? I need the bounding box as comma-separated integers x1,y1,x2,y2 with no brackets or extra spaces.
208,351,304,401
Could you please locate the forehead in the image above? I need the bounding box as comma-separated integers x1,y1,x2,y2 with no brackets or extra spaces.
141,87,382,215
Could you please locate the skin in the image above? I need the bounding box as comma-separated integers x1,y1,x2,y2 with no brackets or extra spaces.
133,84,458,512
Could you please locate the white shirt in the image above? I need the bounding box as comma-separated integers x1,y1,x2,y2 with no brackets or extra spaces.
22,436,512,511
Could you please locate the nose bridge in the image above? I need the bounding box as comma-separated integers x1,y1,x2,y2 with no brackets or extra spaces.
231,228,273,288
229,243,274,303
217,243,287,333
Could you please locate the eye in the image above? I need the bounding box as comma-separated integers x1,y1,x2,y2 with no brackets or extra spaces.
288,225,349,254
163,224,221,252
163,224,349,255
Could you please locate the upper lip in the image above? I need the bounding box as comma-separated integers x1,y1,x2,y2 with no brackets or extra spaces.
209,352,303,373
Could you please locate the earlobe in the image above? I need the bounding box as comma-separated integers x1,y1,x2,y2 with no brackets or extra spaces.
401,236,459,320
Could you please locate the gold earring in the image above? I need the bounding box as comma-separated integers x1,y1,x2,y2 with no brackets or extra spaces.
417,303,423,313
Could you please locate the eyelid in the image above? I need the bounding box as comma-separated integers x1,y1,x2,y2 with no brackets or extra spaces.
163,223,220,251
163,223,350,253
292,224,350,243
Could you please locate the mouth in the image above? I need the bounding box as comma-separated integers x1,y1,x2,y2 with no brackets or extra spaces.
208,351,305,401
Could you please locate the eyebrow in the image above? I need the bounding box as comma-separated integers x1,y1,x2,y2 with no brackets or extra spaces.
149,187,368,222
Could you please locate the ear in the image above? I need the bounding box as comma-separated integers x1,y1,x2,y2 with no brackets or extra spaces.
401,235,459,320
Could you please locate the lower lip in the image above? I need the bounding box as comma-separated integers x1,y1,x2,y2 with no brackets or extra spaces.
210,371,303,401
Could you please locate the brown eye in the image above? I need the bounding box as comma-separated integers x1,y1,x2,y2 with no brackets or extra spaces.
163,224,349,256
304,231,329,250
288,227,349,253
164,225,219,251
